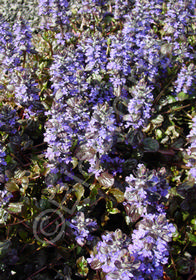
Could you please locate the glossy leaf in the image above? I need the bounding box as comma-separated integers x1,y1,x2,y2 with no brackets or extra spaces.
7,202,23,213
143,137,160,152
73,183,85,201
109,188,125,203
98,172,114,189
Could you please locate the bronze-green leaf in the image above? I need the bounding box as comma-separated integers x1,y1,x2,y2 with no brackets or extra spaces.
73,183,84,201
8,202,23,213
109,188,125,203
143,137,159,152
98,172,114,189
5,181,19,192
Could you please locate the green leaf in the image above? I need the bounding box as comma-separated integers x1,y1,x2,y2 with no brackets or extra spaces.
0,208,9,225
182,211,189,221
89,184,99,202
76,256,88,277
73,183,84,201
176,257,192,274
109,188,125,203
103,15,114,24
108,208,120,214
71,157,78,169
171,138,184,149
8,202,23,213
143,138,159,152
123,159,138,174
106,199,113,212
5,181,19,192
0,240,11,258
155,129,163,139
191,218,196,230
177,91,188,101
39,199,51,210
151,115,164,125
14,169,26,179
187,233,196,246
21,176,29,189
5,155,12,164
18,230,28,241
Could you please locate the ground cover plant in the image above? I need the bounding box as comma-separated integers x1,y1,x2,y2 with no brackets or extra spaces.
0,0,196,279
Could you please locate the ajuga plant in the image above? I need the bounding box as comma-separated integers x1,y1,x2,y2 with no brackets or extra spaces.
186,116,196,180
88,165,176,280
0,16,20,73
0,143,12,207
0,0,196,279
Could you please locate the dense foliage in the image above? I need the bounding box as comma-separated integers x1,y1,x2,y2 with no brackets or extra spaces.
0,0,196,279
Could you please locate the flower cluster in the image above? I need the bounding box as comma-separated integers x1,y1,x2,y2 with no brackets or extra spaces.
44,97,90,176
106,0,167,129
100,154,126,176
45,36,115,180
107,33,132,96
69,211,97,246
122,0,164,80
81,36,112,103
0,190,13,207
0,15,35,75
14,70,43,117
49,48,84,100
88,216,174,280
163,0,195,41
0,16,20,73
112,0,133,20
0,105,18,135
174,63,196,97
0,14,43,118
0,144,7,188
88,229,141,280
123,78,154,129
12,18,33,56
81,102,116,177
128,213,175,279
38,0,69,29
88,165,175,279
0,0,40,31
0,144,12,206
161,0,195,67
67,0,103,28
124,164,170,223
186,116,196,181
